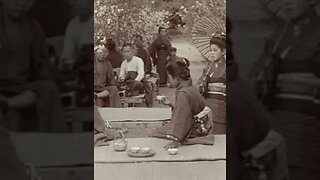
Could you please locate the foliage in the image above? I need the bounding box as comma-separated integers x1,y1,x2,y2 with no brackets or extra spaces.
94,0,226,52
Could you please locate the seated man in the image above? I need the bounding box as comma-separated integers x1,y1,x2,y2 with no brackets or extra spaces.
0,0,65,132
94,51,121,107
119,43,150,97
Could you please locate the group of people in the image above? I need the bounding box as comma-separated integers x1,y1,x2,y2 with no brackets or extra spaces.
94,26,192,108
94,25,227,149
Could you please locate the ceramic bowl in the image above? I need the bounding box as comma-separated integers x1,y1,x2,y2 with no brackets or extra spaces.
130,147,141,153
168,148,178,155
141,147,151,154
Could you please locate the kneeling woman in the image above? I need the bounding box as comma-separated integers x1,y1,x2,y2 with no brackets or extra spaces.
153,60,212,149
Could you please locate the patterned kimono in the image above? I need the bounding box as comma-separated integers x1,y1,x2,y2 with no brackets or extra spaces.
153,80,211,142
148,36,172,85
198,57,226,134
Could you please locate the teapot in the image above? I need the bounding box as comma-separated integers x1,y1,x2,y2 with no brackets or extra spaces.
113,130,127,152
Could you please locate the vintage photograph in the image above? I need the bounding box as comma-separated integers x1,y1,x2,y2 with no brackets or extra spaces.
0,0,93,179
93,0,226,179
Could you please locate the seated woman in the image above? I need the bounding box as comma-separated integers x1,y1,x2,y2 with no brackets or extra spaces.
94,52,121,107
152,60,213,149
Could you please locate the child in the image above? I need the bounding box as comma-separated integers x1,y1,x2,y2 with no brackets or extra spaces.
153,60,212,149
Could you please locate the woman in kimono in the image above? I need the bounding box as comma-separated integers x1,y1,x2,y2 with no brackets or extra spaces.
197,34,226,134
94,52,121,107
148,27,172,86
153,60,212,149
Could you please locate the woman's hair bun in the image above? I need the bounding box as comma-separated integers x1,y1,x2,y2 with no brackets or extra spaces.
176,59,187,67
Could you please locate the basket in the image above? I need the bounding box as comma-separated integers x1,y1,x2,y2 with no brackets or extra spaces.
271,111,320,170
113,130,127,151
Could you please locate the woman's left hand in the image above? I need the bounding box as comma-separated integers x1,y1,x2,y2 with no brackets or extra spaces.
164,141,180,149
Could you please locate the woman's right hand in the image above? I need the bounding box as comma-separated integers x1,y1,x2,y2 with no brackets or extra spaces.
160,97,173,107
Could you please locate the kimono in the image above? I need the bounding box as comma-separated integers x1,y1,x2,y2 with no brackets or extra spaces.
94,105,106,133
94,105,114,145
198,57,226,134
153,80,209,142
94,106,123,145
250,10,320,178
148,36,172,85
0,17,65,132
94,59,121,107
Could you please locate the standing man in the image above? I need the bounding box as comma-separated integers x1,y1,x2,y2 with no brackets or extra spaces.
250,0,320,179
149,27,172,87
0,0,65,132
105,38,123,69
133,34,152,74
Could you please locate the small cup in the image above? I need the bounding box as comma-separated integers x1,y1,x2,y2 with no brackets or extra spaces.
168,148,178,155
156,95,166,104
141,147,151,154
130,147,141,153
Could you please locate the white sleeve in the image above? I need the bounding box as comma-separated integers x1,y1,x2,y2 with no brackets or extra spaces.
135,57,145,81
119,61,126,80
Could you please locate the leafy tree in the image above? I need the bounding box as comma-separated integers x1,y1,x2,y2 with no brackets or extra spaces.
94,0,226,52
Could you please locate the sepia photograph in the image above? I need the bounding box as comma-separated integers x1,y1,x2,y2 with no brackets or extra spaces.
1,0,93,179
93,0,226,180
